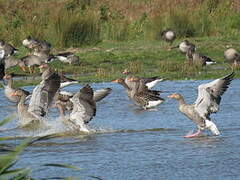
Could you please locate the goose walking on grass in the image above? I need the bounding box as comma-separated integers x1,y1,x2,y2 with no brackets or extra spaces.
224,48,240,65
186,46,216,66
171,40,196,53
168,72,235,138
3,74,30,103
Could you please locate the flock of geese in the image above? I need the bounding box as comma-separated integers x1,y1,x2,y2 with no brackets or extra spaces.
0,31,238,137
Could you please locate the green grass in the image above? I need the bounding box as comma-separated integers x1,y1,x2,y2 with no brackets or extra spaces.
4,36,240,87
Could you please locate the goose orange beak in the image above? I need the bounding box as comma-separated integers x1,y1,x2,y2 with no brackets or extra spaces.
167,94,175,98
11,92,17,96
111,79,118,83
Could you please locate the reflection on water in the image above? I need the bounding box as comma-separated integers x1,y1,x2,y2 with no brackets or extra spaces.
0,80,240,179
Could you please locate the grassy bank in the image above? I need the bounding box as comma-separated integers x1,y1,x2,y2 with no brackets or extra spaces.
0,0,240,47
5,36,240,87
0,0,240,87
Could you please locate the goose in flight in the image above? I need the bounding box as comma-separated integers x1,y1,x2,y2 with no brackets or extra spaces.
168,72,235,137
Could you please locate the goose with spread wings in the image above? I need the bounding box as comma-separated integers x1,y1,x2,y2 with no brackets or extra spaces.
168,72,235,137
58,84,96,133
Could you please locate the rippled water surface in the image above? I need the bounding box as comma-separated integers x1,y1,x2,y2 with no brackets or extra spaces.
0,79,240,179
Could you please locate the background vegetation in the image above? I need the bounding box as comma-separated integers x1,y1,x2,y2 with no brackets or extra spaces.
0,0,239,47
0,0,240,85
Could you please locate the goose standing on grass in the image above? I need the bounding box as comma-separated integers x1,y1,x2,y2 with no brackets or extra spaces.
22,36,51,53
12,89,44,129
168,72,235,138
3,74,30,103
186,46,216,66
161,30,176,49
2,56,26,70
224,48,240,65
171,40,196,53
33,44,54,63
22,36,39,50
0,40,18,57
20,55,45,73
55,52,80,65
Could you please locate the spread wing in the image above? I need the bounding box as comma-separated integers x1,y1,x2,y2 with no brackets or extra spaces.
70,85,96,126
93,88,112,102
28,72,60,117
194,72,235,119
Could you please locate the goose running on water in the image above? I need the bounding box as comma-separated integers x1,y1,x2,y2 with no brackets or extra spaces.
128,77,164,109
12,89,44,129
168,72,235,137
57,84,96,133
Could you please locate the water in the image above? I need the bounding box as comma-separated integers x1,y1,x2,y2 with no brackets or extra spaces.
0,79,240,180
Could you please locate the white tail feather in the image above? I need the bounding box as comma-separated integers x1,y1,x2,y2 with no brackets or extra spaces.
205,120,220,135
146,79,163,89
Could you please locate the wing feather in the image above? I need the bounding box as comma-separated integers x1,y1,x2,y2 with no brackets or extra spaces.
194,72,235,119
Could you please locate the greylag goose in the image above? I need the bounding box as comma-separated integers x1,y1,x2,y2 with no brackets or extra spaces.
112,78,132,98
3,74,30,103
129,77,163,97
22,36,39,50
171,40,196,53
128,77,164,109
12,89,44,129
122,69,163,89
161,30,176,48
224,48,240,65
0,40,18,57
28,64,61,118
168,72,235,137
186,46,216,66
55,87,112,114
1,56,25,70
20,55,45,73
59,84,96,132
22,36,51,53
55,52,80,65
